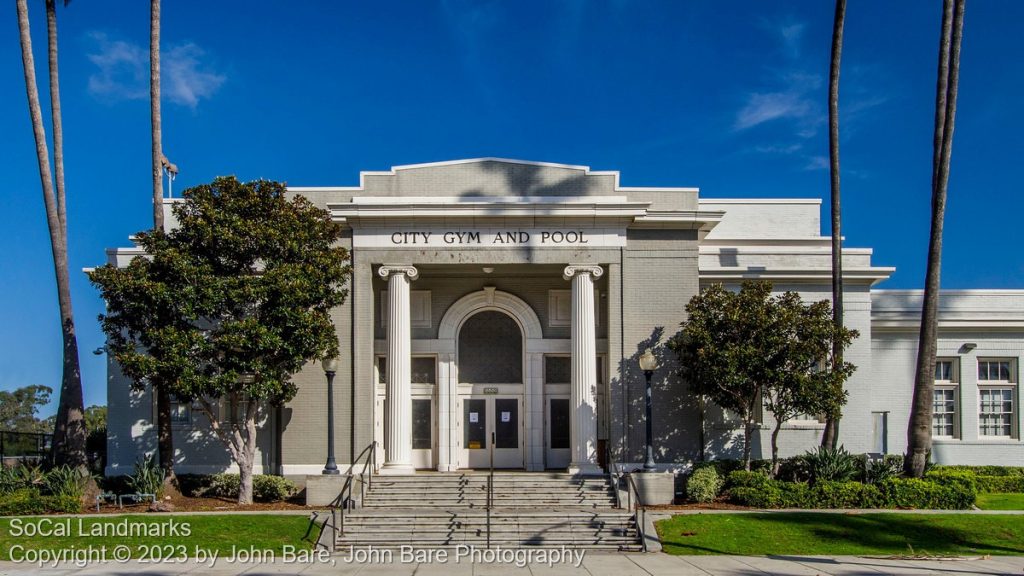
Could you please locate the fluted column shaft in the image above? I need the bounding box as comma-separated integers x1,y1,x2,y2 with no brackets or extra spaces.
563,264,603,476
379,265,418,474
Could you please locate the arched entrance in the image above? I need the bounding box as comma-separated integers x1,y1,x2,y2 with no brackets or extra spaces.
437,288,545,471
457,310,524,468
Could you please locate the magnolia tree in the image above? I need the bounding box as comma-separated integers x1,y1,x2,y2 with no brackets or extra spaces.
90,177,350,504
669,281,857,472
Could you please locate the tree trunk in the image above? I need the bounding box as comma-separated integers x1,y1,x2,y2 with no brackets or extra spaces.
151,0,164,228
237,399,258,505
19,0,87,470
822,0,847,450
906,0,965,478
45,0,65,234
742,418,753,471
197,397,257,505
148,0,176,492
770,420,783,477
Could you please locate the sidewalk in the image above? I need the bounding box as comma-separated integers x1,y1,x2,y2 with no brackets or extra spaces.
2,553,1024,575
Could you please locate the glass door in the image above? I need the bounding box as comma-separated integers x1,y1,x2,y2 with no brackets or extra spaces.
546,396,571,469
461,396,523,469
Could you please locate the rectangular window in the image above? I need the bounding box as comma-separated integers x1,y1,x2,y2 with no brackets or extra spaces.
978,358,1016,439
544,355,571,385
412,399,432,450
933,358,959,439
169,400,191,425
933,388,957,438
464,399,486,450
494,398,518,449
979,388,1014,438
411,357,436,385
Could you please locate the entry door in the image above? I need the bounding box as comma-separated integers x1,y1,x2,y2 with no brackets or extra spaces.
462,396,523,469
411,397,435,469
546,396,571,469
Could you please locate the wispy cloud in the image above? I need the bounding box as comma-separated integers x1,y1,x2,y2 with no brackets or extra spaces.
86,32,225,109
734,72,823,134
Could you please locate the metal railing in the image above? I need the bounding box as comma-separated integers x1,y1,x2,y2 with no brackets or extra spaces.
623,470,648,552
312,440,377,548
0,430,52,466
610,455,647,553
486,431,494,548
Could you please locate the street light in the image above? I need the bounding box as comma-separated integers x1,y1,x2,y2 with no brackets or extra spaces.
321,356,340,475
639,348,658,472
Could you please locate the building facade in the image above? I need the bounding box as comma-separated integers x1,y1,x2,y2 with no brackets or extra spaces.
102,159,1024,477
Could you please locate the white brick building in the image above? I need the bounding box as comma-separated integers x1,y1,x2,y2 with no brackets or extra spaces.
102,159,1024,476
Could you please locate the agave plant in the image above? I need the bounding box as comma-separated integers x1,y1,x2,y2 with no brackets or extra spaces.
800,445,859,483
864,455,904,484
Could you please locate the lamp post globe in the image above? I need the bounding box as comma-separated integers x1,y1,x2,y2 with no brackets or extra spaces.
639,348,658,472
321,356,340,475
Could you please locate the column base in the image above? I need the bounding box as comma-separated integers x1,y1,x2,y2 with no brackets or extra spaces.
567,462,604,477
377,463,417,475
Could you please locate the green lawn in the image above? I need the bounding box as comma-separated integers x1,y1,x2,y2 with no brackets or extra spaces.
0,515,314,561
656,513,1024,556
976,493,1024,510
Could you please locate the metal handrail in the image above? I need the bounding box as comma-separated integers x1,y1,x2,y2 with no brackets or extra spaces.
486,431,494,549
313,440,377,548
623,470,648,552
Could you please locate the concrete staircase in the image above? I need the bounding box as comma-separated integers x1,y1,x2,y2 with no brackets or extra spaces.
335,472,641,551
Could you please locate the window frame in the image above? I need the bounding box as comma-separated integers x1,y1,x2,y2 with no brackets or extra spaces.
976,358,1018,440
932,357,960,440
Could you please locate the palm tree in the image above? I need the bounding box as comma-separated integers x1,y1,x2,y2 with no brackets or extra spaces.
906,0,966,478
17,0,87,469
821,0,847,450
150,0,177,490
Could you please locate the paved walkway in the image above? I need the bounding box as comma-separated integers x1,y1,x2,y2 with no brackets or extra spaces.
2,553,1024,575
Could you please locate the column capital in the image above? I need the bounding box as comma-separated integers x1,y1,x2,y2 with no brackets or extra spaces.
378,264,419,281
563,264,604,282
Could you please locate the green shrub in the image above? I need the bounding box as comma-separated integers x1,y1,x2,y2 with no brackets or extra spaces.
800,446,859,483
726,476,974,510
254,475,298,502
0,465,44,496
204,473,241,498
0,488,47,516
44,466,88,499
201,474,297,502
879,477,975,510
686,466,723,503
40,494,82,513
926,470,978,495
127,455,164,496
864,455,904,484
975,475,1024,493
725,470,771,490
932,465,1024,477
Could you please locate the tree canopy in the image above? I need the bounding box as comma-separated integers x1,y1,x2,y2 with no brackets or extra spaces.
669,281,857,471
0,384,52,433
89,177,351,503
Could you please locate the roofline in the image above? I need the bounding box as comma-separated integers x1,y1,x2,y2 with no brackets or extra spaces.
699,198,822,205
285,158,699,193
872,289,1024,295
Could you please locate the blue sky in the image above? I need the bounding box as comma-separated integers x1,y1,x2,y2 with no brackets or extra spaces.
2,1,1022,415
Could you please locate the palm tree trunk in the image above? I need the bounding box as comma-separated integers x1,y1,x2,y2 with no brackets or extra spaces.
822,0,847,450
18,0,86,469
150,0,176,491
906,0,965,478
45,0,66,234
151,0,163,229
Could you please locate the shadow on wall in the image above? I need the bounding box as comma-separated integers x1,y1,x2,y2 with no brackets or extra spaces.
609,325,768,467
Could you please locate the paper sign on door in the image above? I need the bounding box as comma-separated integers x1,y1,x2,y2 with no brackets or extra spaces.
469,412,479,423
501,411,511,422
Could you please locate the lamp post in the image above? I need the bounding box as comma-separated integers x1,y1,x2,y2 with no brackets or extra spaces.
321,357,340,475
639,348,658,472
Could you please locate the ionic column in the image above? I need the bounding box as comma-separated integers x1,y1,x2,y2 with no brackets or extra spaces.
563,264,603,476
378,265,418,474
